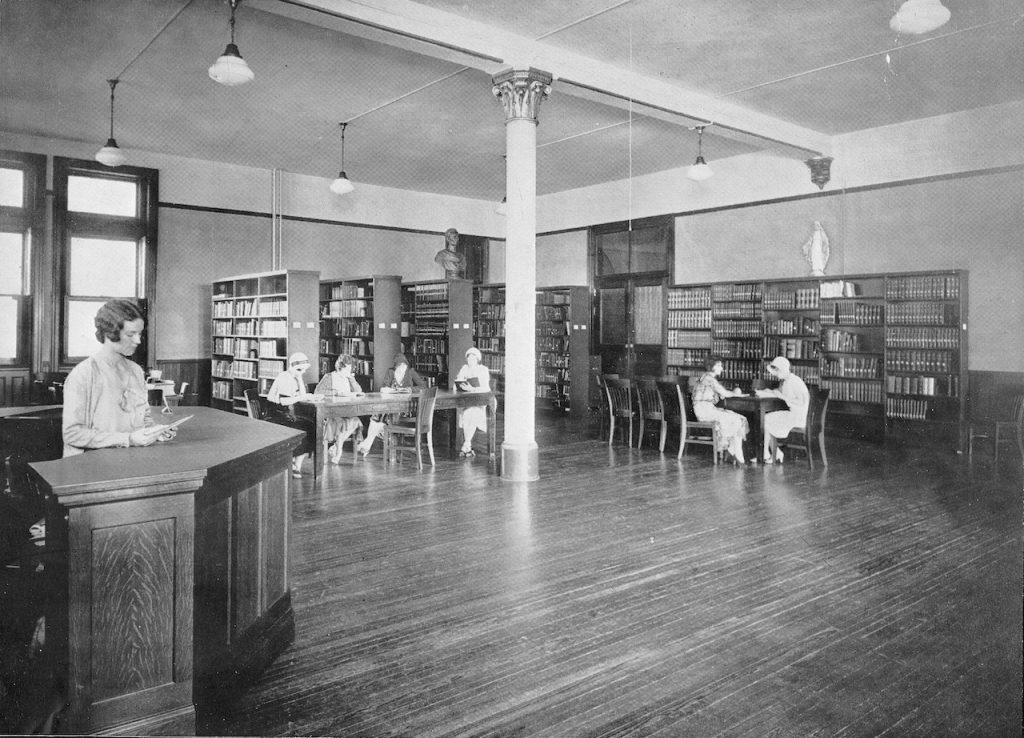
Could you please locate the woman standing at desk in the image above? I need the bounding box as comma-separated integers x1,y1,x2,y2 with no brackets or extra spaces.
691,356,749,465
357,353,426,456
453,347,491,458
62,299,174,457
313,354,365,464
267,352,315,477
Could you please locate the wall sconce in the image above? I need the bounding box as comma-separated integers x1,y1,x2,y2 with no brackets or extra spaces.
330,122,355,195
805,156,833,190
209,0,254,86
95,79,127,167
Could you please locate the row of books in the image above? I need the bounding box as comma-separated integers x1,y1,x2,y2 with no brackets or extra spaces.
478,287,504,303
536,367,569,384
478,304,505,319
537,323,569,337
326,283,370,300
886,374,960,397
667,289,711,310
537,305,569,321
481,353,505,373
712,302,763,319
668,329,712,349
821,378,883,404
667,310,711,329
321,317,372,337
718,361,768,381
259,298,288,317
211,360,258,380
233,337,259,357
885,275,959,301
414,336,448,355
536,336,570,352
476,321,505,337
712,338,763,359
885,327,960,349
822,328,865,353
824,356,880,379
321,300,371,318
211,380,233,400
820,301,884,325
886,302,958,326
764,337,819,360
538,292,571,305
790,364,821,384
884,350,956,373
538,351,570,369
321,338,373,356
412,283,449,301
477,337,503,352
712,284,761,302
819,280,863,298
886,398,933,421
258,358,286,378
711,320,762,338
260,321,289,338
763,288,820,310
764,316,818,336
213,337,233,354
665,348,710,367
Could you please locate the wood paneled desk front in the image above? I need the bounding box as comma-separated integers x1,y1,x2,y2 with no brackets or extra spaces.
296,389,498,477
28,407,302,735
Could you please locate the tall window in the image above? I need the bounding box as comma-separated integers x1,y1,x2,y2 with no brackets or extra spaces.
0,152,43,367
53,159,158,365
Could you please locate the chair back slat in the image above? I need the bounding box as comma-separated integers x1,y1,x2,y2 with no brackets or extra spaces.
606,378,634,416
415,387,439,433
636,379,664,419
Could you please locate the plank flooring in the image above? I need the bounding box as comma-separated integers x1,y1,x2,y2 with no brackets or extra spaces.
204,414,1023,737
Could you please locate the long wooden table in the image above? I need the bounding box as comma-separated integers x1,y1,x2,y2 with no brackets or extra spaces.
27,407,303,735
722,394,787,458
296,389,498,478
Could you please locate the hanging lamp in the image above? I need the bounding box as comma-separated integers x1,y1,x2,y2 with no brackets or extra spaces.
330,122,355,195
889,0,951,34
208,0,254,86
687,125,713,182
95,79,127,167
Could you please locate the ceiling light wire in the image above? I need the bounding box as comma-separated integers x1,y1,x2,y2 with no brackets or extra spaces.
112,0,195,80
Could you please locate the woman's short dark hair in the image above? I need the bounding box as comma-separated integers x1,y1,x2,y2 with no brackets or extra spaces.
94,299,145,343
703,355,724,372
335,354,355,371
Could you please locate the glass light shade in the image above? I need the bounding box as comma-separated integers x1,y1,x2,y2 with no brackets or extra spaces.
687,156,713,181
95,139,127,167
208,44,254,86
330,172,354,195
889,0,950,34
495,196,507,215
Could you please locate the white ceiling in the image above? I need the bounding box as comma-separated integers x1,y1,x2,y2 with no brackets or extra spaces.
2,0,1021,201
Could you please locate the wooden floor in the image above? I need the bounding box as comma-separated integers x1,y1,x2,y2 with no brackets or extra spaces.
205,413,1023,737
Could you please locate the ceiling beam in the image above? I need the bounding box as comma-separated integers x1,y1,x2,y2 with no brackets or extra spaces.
253,0,833,157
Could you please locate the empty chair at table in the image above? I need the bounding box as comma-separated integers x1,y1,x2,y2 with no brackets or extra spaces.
635,379,668,452
605,377,637,447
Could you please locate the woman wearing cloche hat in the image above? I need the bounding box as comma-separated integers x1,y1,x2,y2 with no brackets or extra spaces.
759,356,810,464
266,352,315,476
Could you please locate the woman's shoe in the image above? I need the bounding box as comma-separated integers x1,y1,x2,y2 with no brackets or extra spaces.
459,449,475,458
774,449,784,464
762,455,773,465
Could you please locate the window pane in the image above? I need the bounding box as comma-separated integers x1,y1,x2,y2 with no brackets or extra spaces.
0,296,17,359
0,167,24,207
67,300,106,358
69,237,137,296
595,231,629,276
630,226,668,273
67,175,137,216
0,232,23,293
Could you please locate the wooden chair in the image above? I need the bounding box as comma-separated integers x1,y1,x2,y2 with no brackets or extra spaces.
605,377,636,446
968,393,1024,468
243,388,266,420
635,379,667,452
678,380,721,464
383,387,438,469
769,387,830,469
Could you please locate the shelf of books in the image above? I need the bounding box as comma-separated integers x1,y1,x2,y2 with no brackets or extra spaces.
710,282,764,389
883,270,967,449
818,276,886,440
473,284,506,394
401,278,473,387
536,286,590,415
762,279,821,387
666,284,712,380
319,275,401,391
211,270,320,414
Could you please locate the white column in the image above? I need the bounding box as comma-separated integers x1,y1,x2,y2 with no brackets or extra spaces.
492,68,552,482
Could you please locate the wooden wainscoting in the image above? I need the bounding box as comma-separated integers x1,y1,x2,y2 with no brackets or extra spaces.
154,359,211,406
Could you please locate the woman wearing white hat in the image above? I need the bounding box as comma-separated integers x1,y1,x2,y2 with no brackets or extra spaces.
267,352,315,476
760,356,809,464
453,346,491,457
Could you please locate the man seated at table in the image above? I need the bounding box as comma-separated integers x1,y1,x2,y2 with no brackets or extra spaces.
357,353,426,456
758,356,809,464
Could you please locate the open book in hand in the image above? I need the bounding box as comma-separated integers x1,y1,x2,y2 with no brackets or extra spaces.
754,389,774,398
454,376,480,391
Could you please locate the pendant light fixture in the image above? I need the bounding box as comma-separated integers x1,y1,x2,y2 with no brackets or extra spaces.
208,0,254,86
889,0,951,34
95,79,127,168
687,125,713,182
330,122,354,195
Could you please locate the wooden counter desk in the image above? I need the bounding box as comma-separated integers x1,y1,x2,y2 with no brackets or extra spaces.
28,406,303,736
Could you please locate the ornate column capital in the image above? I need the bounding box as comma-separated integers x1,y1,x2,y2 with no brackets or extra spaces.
492,67,553,124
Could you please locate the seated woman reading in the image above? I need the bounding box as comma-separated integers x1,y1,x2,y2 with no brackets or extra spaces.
357,353,426,456
266,352,315,477
312,354,365,464
691,356,749,465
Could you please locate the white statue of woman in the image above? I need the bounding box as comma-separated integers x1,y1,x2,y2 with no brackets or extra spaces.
802,221,830,276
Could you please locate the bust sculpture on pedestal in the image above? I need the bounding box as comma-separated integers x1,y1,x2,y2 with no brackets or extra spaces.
434,227,466,278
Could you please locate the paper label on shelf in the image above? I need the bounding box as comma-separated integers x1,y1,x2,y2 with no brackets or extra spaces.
390,323,398,329
307,322,315,328
378,322,385,329
293,321,301,328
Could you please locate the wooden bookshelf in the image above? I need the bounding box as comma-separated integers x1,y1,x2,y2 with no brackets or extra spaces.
319,275,401,391
666,284,712,380
473,284,506,393
211,270,320,415
401,278,474,387
710,281,764,388
536,286,590,415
